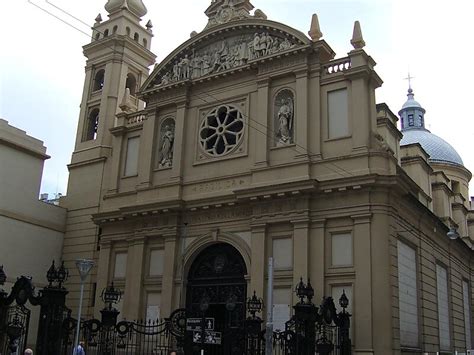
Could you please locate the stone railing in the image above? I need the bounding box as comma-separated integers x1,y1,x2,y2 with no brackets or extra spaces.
126,111,147,127
323,57,352,75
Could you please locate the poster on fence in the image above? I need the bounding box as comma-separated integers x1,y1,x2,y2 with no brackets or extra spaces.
273,304,290,332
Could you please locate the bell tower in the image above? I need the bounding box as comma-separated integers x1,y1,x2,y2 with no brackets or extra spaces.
63,0,155,316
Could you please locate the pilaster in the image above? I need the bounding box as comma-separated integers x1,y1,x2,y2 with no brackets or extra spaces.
123,236,146,320
254,78,270,167
309,219,326,301
137,110,157,189
292,219,309,286
352,213,374,354
250,223,267,297
94,240,112,317
161,234,178,317
294,70,309,158
171,101,187,182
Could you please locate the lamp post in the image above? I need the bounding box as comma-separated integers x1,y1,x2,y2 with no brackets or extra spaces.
74,259,94,355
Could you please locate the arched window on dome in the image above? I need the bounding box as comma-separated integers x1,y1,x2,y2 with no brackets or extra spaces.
93,69,105,91
134,33,139,42
418,114,424,127
126,73,137,96
83,108,100,141
408,114,414,127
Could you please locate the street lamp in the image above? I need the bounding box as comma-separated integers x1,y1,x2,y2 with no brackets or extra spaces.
74,259,94,355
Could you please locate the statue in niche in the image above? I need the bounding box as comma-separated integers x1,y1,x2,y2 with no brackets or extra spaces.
275,92,294,146
158,122,175,168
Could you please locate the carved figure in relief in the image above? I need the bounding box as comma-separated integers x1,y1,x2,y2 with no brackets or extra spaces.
158,124,175,168
276,97,294,146
156,32,299,86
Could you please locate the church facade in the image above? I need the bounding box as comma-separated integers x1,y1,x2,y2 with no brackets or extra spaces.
61,0,474,353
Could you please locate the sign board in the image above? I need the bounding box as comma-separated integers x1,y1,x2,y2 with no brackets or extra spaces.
186,318,215,331
193,331,222,345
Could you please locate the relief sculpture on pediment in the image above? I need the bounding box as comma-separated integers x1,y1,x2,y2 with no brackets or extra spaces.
153,32,300,88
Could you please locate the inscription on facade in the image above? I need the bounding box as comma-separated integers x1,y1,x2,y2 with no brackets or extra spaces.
191,178,247,193
189,207,252,224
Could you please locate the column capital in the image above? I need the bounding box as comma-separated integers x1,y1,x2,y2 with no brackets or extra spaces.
291,219,310,229
311,218,326,228
250,223,267,233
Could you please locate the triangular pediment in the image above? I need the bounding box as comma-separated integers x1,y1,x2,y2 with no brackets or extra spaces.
141,19,311,95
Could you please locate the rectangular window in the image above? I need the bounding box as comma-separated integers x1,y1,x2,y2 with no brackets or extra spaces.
463,280,472,350
331,233,353,266
408,114,414,127
124,136,140,177
149,249,165,276
436,264,450,350
272,238,293,269
397,240,419,348
114,252,128,279
328,89,349,139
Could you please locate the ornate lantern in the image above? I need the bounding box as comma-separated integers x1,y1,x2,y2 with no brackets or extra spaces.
339,290,349,311
101,283,122,310
295,277,306,303
246,291,263,319
57,261,69,288
46,261,58,287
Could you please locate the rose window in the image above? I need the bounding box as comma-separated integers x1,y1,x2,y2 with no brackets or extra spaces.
199,105,244,156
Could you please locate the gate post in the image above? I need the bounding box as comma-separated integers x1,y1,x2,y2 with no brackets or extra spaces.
293,278,317,355
36,261,70,355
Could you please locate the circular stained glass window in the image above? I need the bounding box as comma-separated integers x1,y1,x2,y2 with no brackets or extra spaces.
199,105,245,156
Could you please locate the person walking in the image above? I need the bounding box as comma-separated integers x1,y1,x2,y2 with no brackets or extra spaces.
73,341,85,355
24,349,33,355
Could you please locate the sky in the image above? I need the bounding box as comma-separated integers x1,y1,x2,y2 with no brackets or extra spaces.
1,0,473,197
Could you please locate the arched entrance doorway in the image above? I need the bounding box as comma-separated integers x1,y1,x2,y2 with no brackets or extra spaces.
185,243,247,355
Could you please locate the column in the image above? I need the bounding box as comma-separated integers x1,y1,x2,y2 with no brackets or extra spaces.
161,234,178,317
171,102,187,182
352,214,373,354
250,224,267,298
294,70,309,159
254,78,270,167
123,236,146,320
309,219,325,301
94,240,112,317
137,109,157,189
308,70,322,159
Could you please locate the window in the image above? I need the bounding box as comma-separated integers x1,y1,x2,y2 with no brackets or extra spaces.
149,249,164,276
143,38,148,47
83,108,100,141
114,253,127,279
126,27,131,36
93,69,105,91
408,114,414,127
134,32,139,42
418,114,424,126
397,240,419,348
199,105,245,157
126,73,137,96
112,25,118,34
462,280,472,350
124,136,140,177
328,88,349,139
331,233,352,266
272,238,293,269
436,264,450,350
104,29,109,37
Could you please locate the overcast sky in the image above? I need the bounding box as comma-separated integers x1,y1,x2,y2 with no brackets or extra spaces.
1,0,473,197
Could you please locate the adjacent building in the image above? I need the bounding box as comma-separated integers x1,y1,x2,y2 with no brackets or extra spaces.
60,0,474,353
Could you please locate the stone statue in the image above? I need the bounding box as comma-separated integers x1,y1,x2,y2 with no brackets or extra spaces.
276,97,294,146
158,123,175,168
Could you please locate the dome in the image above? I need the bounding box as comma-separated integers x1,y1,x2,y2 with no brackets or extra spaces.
400,88,423,110
400,129,464,166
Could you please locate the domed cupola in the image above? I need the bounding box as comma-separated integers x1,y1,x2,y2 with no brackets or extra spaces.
398,87,426,131
400,86,464,167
